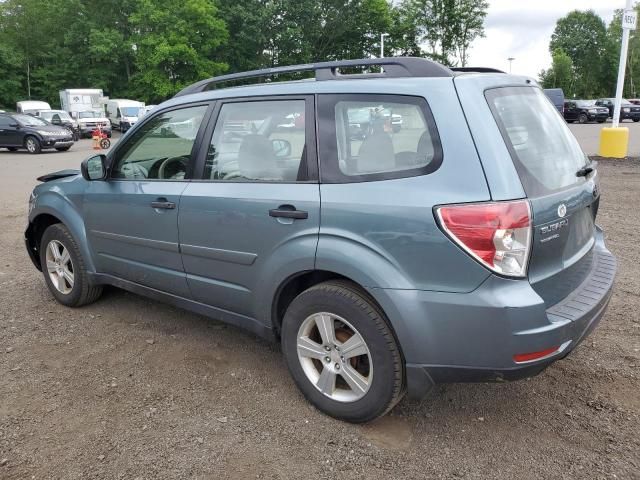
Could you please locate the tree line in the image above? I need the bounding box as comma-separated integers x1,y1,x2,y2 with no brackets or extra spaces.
0,0,488,109
540,6,640,99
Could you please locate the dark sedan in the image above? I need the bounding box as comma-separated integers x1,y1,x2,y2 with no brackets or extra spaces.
0,113,74,154
564,100,608,124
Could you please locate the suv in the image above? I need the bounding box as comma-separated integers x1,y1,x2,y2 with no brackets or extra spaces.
0,112,74,153
25,58,616,423
595,98,640,121
36,110,81,141
563,100,608,123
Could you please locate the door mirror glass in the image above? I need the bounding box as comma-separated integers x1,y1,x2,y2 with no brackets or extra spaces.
271,138,292,158
81,154,107,181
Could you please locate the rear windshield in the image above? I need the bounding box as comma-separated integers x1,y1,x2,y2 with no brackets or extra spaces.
486,87,589,196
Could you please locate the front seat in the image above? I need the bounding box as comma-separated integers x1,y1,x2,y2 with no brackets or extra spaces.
237,134,278,180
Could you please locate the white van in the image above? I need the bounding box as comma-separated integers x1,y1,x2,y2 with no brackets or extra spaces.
16,100,51,115
106,99,145,132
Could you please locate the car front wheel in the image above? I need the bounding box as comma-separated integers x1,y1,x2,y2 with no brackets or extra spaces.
24,136,41,154
281,280,404,423
578,113,588,124
39,224,103,307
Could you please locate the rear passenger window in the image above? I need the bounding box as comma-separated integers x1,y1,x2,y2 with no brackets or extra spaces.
318,94,442,183
206,100,308,182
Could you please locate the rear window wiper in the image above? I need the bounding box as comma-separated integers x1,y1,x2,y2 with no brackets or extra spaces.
576,160,597,177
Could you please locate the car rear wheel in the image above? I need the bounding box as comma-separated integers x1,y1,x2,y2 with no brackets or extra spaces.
578,113,588,124
281,280,404,423
24,136,41,154
39,224,103,307
634,119,640,122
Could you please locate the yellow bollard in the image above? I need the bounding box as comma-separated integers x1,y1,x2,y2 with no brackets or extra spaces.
599,127,629,158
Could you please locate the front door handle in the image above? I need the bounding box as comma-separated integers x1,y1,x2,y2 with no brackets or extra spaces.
151,198,176,210
269,205,308,220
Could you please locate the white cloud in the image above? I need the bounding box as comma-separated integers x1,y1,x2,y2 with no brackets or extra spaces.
468,0,617,78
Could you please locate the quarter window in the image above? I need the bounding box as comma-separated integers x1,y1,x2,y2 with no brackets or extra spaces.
111,105,208,180
318,94,442,183
206,100,307,182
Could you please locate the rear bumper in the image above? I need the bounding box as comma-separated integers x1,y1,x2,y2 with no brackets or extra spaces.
369,227,616,400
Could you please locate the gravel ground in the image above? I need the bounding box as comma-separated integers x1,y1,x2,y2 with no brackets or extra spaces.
0,147,639,479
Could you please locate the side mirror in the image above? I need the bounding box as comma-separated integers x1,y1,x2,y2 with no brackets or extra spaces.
271,138,292,158
9,123,19,128
81,154,107,181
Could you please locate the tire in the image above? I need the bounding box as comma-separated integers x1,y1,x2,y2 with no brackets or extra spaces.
281,280,404,423
55,146,71,152
7,147,18,151
24,136,41,154
578,113,588,124
566,120,574,124
100,138,111,149
597,120,606,123
633,119,639,123
39,223,102,307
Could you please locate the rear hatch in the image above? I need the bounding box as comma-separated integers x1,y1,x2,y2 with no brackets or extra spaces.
486,86,599,307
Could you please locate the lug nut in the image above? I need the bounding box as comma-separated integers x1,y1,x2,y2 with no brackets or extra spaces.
324,346,331,351
324,356,330,363
335,363,340,370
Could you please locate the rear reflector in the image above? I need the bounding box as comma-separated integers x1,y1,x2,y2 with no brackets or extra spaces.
436,200,532,277
513,346,560,363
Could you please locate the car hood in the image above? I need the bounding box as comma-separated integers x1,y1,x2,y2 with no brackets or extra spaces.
37,169,80,182
31,125,70,134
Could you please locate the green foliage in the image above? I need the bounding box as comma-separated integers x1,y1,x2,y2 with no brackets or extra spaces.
395,0,488,66
548,9,608,98
540,49,574,96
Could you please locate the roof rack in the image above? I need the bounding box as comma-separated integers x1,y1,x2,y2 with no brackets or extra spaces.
174,57,453,97
451,67,506,74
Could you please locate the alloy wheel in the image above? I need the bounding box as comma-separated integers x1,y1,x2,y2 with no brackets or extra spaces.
45,240,74,295
296,312,372,402
26,138,36,153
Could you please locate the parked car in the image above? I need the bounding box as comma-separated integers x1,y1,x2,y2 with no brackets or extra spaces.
74,110,112,138
595,98,640,121
563,100,608,123
543,88,564,114
25,57,616,423
36,109,81,140
106,99,145,132
0,112,74,153
16,100,52,115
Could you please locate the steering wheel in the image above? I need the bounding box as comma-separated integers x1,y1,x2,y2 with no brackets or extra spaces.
158,155,189,179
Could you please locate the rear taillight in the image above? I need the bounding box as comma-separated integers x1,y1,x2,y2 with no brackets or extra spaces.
436,200,532,278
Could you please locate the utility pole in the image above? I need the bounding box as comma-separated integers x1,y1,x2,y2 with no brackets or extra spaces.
380,33,388,72
600,0,637,158
613,0,635,128
507,57,515,74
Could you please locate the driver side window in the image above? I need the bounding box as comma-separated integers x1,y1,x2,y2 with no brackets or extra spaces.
111,105,208,180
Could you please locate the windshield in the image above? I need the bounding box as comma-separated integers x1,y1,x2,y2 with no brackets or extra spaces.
78,111,103,119
487,87,588,196
120,107,141,117
41,111,72,121
14,114,48,126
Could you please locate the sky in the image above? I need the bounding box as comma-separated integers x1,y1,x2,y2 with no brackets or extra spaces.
468,0,618,78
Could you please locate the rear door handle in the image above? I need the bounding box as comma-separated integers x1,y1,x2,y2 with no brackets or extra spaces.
151,198,176,210
269,205,308,220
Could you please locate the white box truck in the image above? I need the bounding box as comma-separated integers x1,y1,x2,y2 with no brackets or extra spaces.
59,89,111,138
106,99,145,132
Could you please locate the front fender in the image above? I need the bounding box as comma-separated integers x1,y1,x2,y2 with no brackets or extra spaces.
27,190,95,274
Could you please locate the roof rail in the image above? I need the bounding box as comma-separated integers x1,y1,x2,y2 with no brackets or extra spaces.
450,67,506,74
174,57,453,97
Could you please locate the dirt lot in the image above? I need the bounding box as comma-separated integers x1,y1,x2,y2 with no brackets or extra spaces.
0,145,639,479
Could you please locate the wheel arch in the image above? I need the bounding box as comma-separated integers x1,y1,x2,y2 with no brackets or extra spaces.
27,199,96,273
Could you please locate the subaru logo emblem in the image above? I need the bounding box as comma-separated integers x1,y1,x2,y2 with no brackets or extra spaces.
557,204,567,218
